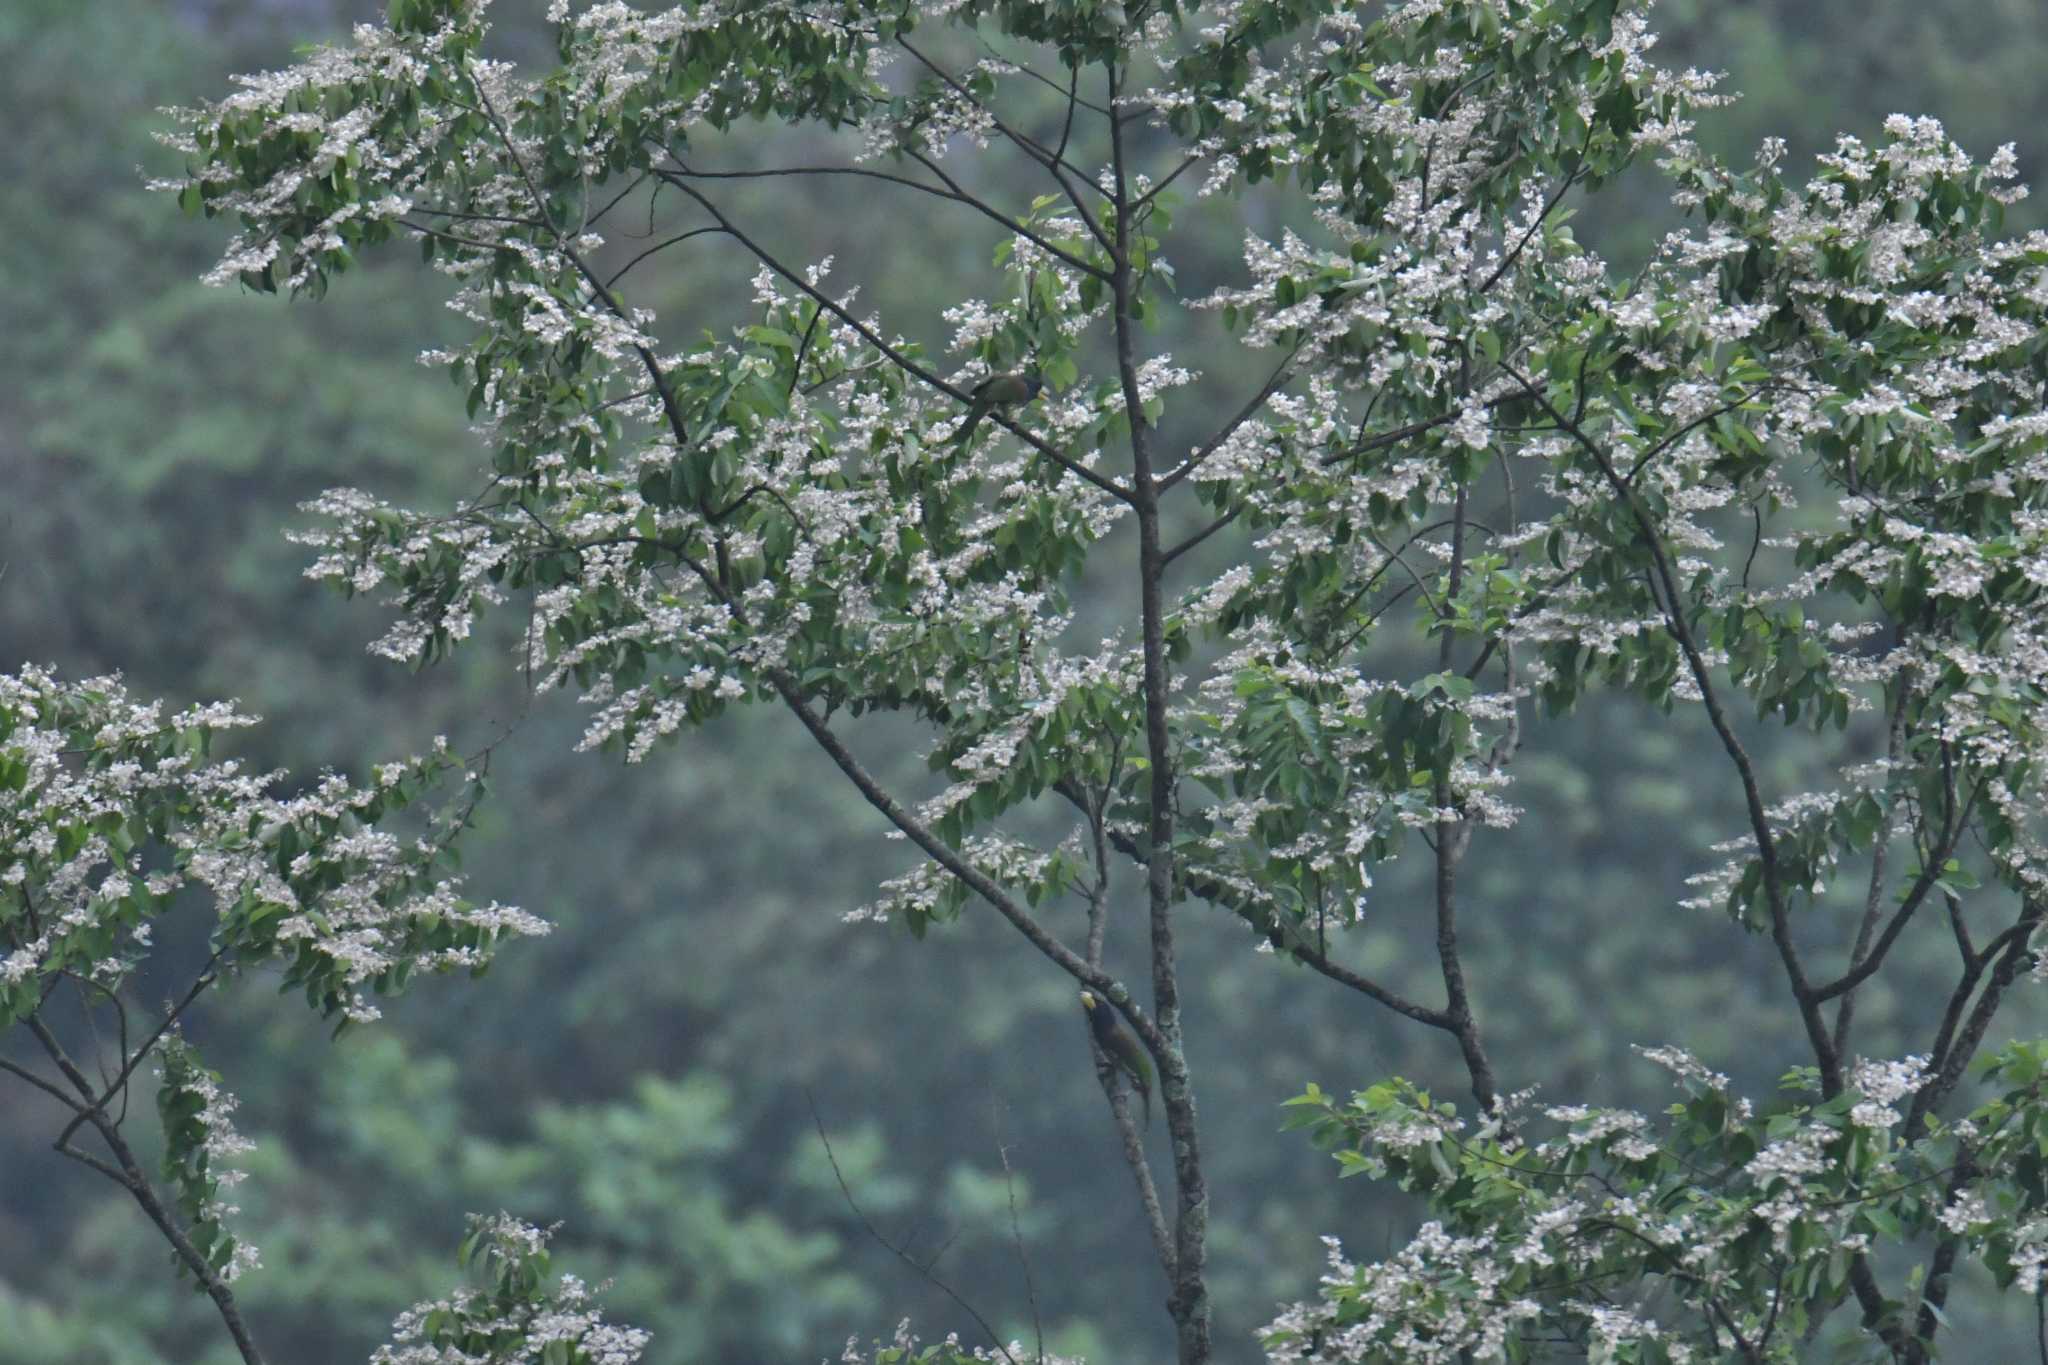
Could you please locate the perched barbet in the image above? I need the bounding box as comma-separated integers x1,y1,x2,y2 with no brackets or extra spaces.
1078,989,1154,1125
952,368,1045,446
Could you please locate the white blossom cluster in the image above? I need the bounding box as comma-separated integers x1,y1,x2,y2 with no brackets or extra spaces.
1170,9,2048,946
2,664,544,1035
830,1317,1087,1365
372,1214,652,1365
1264,1049,1972,1362
157,0,2048,971
158,0,2048,1041
156,1035,263,1283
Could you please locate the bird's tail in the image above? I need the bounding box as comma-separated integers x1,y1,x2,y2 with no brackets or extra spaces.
952,403,988,446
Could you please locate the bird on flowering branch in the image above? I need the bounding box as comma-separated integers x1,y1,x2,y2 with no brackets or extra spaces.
952,367,1045,446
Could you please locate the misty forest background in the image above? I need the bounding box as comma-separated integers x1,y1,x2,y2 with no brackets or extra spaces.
7,1,2048,1361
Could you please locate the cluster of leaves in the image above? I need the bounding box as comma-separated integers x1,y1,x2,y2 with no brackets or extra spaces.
1145,0,1735,955
155,0,1715,948
1268,1042,2048,1363
156,1036,261,1287
0,663,546,1322
162,0,1164,939
0,664,544,1029
369,1213,651,1365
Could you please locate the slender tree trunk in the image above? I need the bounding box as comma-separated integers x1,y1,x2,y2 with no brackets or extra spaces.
1108,58,1210,1365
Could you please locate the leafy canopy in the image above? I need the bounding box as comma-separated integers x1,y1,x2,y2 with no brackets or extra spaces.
148,0,2048,1359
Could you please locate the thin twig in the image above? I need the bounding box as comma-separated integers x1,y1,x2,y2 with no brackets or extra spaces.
807,1093,1020,1365
978,44,1112,117
649,167,1134,506
0,1054,86,1111
1832,682,1908,1057
1810,764,1975,1005
991,1103,1046,1365
1161,340,1304,492
669,160,1108,281
1429,478,1497,1112
603,225,730,288
1159,507,1241,566
1475,140,1585,295
1109,59,1210,1360
56,946,229,1155
897,36,1115,255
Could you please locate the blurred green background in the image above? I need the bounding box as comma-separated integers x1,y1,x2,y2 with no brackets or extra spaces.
5,2,2048,1361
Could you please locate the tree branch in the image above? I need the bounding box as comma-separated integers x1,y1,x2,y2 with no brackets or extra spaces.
1906,896,2046,1142
666,159,1109,281
1429,480,1497,1112
766,671,1161,1051
1501,360,1841,1092
55,946,229,1155
1109,61,1210,1365
1159,341,1303,492
897,36,1116,256
27,1016,267,1365
990,1105,1047,1365
1159,507,1240,566
603,224,730,289
1811,757,1973,1006
1060,787,1456,1031
1831,679,1908,1056
808,1095,1020,1365
648,165,1135,505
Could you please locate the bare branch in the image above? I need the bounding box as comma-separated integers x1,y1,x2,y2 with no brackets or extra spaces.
1429,480,1497,1112
603,224,730,289
0,1053,87,1111
1832,685,1909,1056
54,946,229,1155
1159,506,1240,566
1811,761,1974,1005
1074,805,1455,1032
808,1094,1020,1365
1908,897,2047,1140
1134,154,1203,211
897,37,1115,256
990,1105,1047,1365
1110,60,1210,1363
766,671,1163,1052
1087,1037,1177,1275
666,159,1109,281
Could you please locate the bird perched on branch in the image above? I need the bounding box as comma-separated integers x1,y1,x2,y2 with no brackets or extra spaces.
952,367,1045,446
1079,989,1154,1125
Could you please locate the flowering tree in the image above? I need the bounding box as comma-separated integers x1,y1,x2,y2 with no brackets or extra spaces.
143,0,2048,1360
0,667,552,1361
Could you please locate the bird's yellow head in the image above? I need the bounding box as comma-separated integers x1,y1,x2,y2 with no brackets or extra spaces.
1078,989,1097,1011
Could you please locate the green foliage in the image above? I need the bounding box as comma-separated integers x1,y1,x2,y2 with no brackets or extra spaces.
0,667,536,1032
14,0,2048,1362
368,1213,650,1365
156,1038,258,1287
1271,1042,2048,1361
141,0,2048,1356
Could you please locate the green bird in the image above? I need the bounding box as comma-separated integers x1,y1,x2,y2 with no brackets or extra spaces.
953,367,1045,446
1079,989,1154,1125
